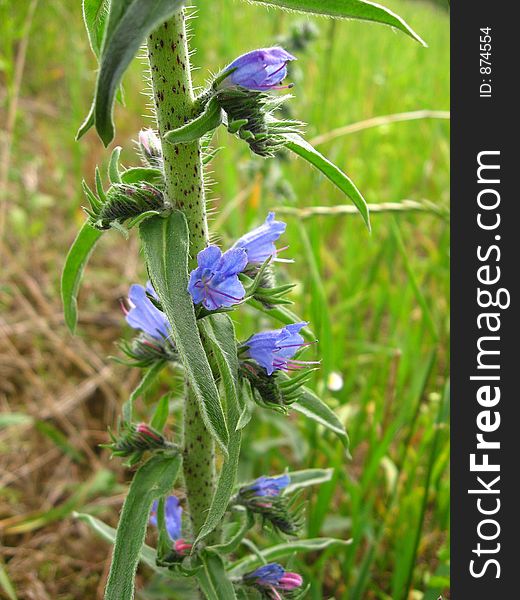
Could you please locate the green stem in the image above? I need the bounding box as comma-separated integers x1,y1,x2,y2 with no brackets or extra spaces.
147,11,215,539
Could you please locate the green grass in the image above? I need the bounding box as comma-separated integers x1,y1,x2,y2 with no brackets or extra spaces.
1,0,449,598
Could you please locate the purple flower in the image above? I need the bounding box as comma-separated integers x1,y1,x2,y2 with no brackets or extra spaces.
231,212,287,264
243,322,314,375
242,474,290,497
188,245,248,311
150,496,182,541
244,563,303,595
123,283,170,340
221,47,296,91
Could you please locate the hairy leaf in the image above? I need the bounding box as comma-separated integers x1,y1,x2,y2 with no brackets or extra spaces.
82,0,109,57
93,0,185,145
74,512,163,574
164,97,223,145
229,537,352,574
140,213,229,454
292,385,350,450
196,314,242,544
61,221,103,333
105,453,182,599
120,167,164,186
246,0,425,46
284,133,370,231
283,468,334,493
122,360,166,423
197,550,237,600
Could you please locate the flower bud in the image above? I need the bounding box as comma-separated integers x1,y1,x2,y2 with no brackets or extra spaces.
173,538,193,556
106,422,168,458
85,183,166,230
138,128,162,167
219,47,296,92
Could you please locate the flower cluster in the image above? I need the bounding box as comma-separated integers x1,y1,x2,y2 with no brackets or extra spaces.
119,283,177,366
236,475,303,535
243,563,304,599
150,496,193,558
242,322,312,376
187,212,287,311
105,422,169,459
85,182,167,230
213,47,302,157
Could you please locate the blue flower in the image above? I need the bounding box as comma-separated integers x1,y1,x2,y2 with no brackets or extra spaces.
245,563,285,586
242,474,290,497
188,245,248,311
124,283,170,340
243,322,312,375
244,563,303,592
221,47,296,91
231,212,287,264
150,496,182,541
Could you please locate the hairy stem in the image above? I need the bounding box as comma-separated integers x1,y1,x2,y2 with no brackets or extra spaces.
147,12,215,539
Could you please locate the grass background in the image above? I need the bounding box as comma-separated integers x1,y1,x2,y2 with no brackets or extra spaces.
0,0,449,598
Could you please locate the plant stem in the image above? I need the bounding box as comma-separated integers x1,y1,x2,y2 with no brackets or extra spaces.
147,11,215,539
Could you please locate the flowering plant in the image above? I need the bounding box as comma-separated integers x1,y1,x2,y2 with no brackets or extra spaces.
61,0,424,597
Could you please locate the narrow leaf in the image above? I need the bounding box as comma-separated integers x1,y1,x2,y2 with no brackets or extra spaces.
195,314,242,544
283,468,334,494
150,394,170,431
229,537,352,575
284,133,370,231
140,213,229,454
105,453,182,600
122,360,166,423
94,0,184,145
247,0,426,46
61,221,103,333
292,385,350,450
82,0,109,58
121,167,164,186
197,550,237,600
164,98,223,145
108,146,123,183
74,512,170,576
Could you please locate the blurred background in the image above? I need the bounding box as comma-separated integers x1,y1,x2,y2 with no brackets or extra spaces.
0,0,449,598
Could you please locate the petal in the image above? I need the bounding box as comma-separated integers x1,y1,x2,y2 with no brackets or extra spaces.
218,247,248,277
126,284,169,339
164,496,182,540
197,245,222,269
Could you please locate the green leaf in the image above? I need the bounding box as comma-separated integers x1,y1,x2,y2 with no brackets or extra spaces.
122,360,166,423
105,453,182,600
195,314,242,544
283,468,334,494
197,550,238,600
140,213,229,455
82,0,109,57
92,0,185,145
0,562,17,600
150,394,170,431
292,384,350,451
246,0,426,46
74,512,169,576
108,146,123,183
228,537,352,575
164,97,223,145
284,133,370,231
61,221,103,334
120,167,164,186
